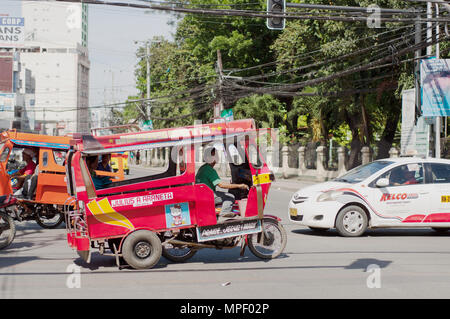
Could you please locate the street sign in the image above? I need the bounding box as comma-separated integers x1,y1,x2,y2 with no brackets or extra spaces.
220,108,234,122
140,120,153,131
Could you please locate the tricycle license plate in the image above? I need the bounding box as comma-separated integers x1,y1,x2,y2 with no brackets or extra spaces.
196,219,262,242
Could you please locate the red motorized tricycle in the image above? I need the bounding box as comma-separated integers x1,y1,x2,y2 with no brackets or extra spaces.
64,119,286,269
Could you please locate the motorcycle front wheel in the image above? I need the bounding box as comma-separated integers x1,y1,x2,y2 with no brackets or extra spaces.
0,211,16,250
162,244,197,263
248,217,287,259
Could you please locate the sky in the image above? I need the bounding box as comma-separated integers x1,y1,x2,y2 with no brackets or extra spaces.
87,2,175,107
2,0,176,107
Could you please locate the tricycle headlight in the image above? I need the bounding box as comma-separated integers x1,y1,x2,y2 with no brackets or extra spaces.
316,190,343,202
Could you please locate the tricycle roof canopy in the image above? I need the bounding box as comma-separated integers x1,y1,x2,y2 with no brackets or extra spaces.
75,119,259,155
0,130,71,150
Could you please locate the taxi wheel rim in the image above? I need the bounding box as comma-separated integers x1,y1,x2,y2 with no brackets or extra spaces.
342,211,364,233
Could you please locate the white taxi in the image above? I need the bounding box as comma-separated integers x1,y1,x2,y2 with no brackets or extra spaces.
288,157,450,236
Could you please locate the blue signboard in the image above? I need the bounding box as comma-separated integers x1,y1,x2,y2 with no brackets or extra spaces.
0,17,24,26
420,58,450,117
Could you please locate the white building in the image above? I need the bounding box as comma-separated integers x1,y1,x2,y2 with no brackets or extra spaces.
18,0,90,135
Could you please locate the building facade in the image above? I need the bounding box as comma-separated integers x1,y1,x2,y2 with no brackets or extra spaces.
0,50,35,132
19,0,90,135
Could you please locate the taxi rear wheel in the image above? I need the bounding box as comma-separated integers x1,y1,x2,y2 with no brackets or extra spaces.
122,230,162,269
335,205,368,237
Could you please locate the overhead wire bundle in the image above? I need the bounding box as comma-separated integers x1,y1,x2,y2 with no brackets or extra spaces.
23,0,449,122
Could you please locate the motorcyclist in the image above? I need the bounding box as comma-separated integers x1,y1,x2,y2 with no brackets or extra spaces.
11,148,37,190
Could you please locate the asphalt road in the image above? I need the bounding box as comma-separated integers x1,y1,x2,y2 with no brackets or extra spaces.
2,167,450,299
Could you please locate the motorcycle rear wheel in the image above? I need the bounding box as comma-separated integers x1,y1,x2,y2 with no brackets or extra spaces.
248,218,286,259
0,211,16,250
35,206,64,229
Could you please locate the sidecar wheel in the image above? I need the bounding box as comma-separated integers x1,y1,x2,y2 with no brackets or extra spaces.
122,230,162,269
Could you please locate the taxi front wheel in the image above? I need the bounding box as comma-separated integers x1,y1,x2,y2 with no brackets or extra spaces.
335,205,368,237
122,230,162,269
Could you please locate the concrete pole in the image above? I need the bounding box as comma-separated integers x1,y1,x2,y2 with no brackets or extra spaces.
435,4,441,158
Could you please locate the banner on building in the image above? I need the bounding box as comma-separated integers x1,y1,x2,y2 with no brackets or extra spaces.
0,17,24,47
420,58,450,117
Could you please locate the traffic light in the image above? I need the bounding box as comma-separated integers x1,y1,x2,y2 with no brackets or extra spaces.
267,0,286,30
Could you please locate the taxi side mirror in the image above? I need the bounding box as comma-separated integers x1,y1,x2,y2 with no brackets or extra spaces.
376,178,389,188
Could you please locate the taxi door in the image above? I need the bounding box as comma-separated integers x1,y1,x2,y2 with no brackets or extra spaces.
423,162,450,222
368,162,430,223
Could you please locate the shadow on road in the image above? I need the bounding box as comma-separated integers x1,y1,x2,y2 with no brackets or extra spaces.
73,247,291,271
291,228,450,237
0,256,39,268
344,258,391,270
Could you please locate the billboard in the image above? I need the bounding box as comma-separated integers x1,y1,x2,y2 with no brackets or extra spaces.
420,58,450,117
0,17,24,47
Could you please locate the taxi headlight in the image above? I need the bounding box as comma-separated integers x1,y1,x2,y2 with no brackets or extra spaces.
316,190,343,202
292,193,308,204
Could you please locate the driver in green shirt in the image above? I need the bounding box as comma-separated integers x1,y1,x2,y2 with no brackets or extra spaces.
196,146,249,217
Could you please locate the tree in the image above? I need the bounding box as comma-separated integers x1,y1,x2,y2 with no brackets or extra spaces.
270,0,422,167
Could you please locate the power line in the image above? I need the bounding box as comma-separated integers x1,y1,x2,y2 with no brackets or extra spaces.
45,0,449,24
229,25,424,84
223,32,449,97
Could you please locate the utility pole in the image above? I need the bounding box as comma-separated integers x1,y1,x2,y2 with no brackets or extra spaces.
146,41,151,120
414,12,422,128
215,49,224,120
431,2,441,158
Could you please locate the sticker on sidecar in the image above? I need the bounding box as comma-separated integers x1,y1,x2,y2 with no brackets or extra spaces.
111,192,174,208
196,219,262,242
165,202,191,228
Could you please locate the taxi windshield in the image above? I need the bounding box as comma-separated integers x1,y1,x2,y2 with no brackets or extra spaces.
334,160,393,184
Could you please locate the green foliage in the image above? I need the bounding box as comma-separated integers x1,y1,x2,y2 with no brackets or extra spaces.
115,0,444,161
